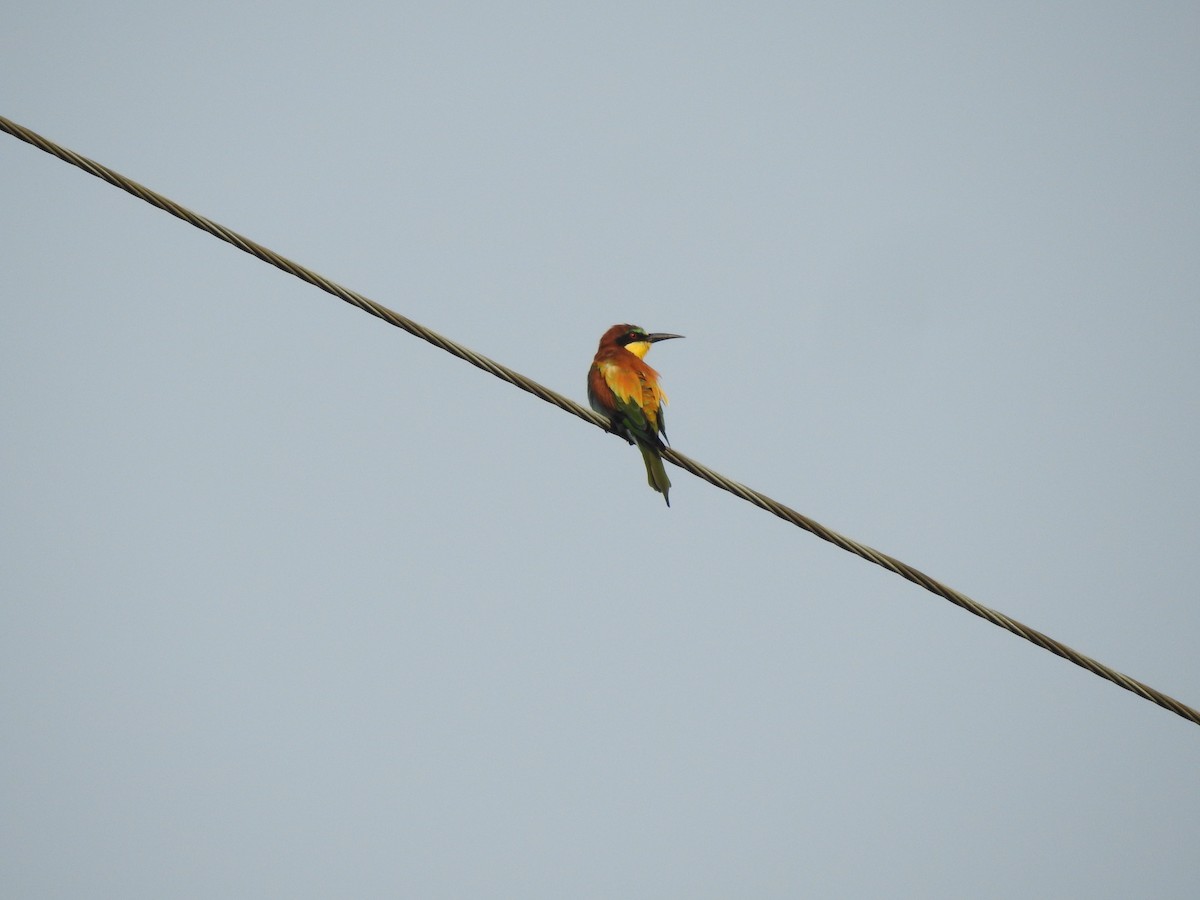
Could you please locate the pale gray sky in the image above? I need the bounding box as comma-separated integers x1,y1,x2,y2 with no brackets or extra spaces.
3,2,1198,897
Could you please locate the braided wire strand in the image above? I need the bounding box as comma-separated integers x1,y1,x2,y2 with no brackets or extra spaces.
3,114,1196,728
664,449,1199,723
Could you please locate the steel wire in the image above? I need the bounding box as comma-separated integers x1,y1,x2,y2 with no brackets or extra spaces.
4,113,1195,728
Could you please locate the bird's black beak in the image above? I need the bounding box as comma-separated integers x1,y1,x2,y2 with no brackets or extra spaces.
646,333,685,343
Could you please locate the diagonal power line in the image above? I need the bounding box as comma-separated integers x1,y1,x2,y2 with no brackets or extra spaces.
3,113,1196,728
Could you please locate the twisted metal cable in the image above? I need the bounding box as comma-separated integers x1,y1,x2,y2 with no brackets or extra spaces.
664,448,1199,725
0,115,597,426
3,114,1196,728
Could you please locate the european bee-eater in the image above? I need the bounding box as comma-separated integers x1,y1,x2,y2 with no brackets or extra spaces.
588,324,684,506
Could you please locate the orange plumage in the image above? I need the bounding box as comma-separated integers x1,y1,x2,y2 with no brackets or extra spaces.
587,324,684,505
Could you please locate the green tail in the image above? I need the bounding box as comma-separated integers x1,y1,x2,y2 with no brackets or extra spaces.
638,441,672,506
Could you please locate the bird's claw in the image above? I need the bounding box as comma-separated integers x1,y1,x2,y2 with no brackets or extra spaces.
606,421,635,445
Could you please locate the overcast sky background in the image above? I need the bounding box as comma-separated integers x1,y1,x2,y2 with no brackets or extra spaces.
3,3,1198,897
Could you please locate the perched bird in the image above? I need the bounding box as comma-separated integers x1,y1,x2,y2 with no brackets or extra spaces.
588,324,684,505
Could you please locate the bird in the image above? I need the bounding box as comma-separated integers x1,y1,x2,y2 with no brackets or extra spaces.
588,323,684,505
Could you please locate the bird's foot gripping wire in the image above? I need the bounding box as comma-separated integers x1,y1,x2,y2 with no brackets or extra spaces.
606,420,635,445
